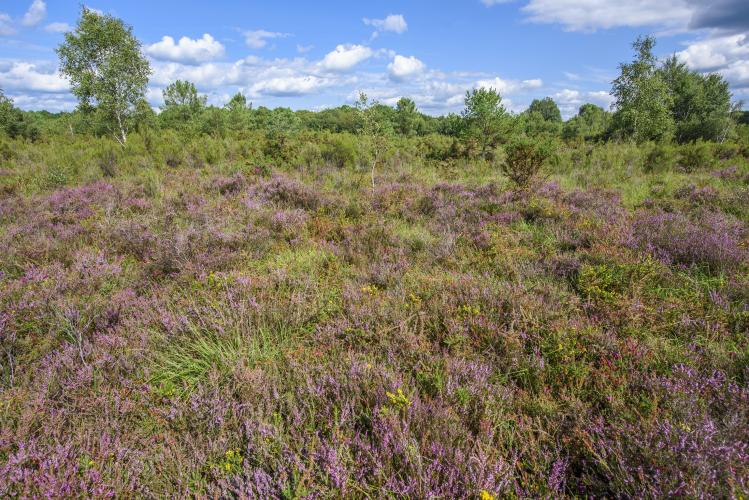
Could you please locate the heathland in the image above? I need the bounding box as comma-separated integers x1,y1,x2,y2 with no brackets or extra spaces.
0,8,748,499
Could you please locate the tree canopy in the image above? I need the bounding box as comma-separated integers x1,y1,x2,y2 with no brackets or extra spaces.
56,7,151,145
611,36,674,143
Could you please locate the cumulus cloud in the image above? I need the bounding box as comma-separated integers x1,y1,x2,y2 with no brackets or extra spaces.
0,61,68,93
44,22,71,33
249,76,329,97
146,34,225,64
21,0,46,27
244,30,289,49
150,61,241,88
320,44,373,72
388,55,425,81
677,33,749,71
9,93,76,111
475,77,542,94
677,33,749,88
363,14,407,34
552,88,613,117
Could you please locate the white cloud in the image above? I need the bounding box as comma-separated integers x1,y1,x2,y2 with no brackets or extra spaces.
244,30,289,49
146,34,225,64
44,22,71,33
522,0,693,32
297,44,314,54
475,77,542,94
151,61,240,88
586,90,613,106
320,44,373,71
677,34,749,71
0,61,68,93
21,0,46,27
249,76,329,96
363,14,408,34
0,13,16,36
388,55,425,81
676,33,749,88
9,93,76,111
553,88,613,117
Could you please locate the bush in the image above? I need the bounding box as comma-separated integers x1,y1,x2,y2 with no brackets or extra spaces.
712,142,740,161
321,133,358,169
96,143,119,177
678,140,713,172
642,142,676,173
417,133,456,161
500,136,554,189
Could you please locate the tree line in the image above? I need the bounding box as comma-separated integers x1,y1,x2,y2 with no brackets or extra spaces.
0,8,744,149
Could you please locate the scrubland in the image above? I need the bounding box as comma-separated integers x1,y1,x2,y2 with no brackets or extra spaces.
1,132,747,497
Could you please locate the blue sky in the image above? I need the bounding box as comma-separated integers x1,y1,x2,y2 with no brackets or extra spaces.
1,0,748,117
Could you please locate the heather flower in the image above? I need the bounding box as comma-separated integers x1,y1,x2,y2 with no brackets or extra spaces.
628,208,747,272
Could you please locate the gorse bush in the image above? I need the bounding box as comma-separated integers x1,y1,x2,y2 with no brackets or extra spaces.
500,136,555,189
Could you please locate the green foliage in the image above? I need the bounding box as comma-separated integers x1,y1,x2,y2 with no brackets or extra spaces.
96,142,119,177
225,92,251,131
659,56,733,143
320,133,358,168
56,7,151,145
395,97,421,136
611,36,674,143
521,110,563,138
355,93,392,189
162,80,207,111
642,141,676,173
501,135,555,188
0,90,40,140
563,104,610,142
678,139,714,172
462,87,510,158
528,97,562,122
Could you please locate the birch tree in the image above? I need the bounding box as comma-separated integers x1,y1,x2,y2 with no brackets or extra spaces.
57,7,150,145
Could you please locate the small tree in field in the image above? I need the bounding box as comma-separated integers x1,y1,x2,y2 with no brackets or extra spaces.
162,80,206,112
462,87,509,159
160,80,207,127
501,136,554,190
395,97,420,136
355,92,389,192
57,8,150,146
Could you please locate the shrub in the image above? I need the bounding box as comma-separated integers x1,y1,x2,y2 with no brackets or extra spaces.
678,140,713,172
417,133,456,161
96,144,119,177
642,142,676,173
321,133,358,169
500,136,554,189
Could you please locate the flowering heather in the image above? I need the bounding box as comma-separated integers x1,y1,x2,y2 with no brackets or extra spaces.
628,208,747,272
1,138,748,498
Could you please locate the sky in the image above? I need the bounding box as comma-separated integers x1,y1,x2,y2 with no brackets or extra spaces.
1,0,748,118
